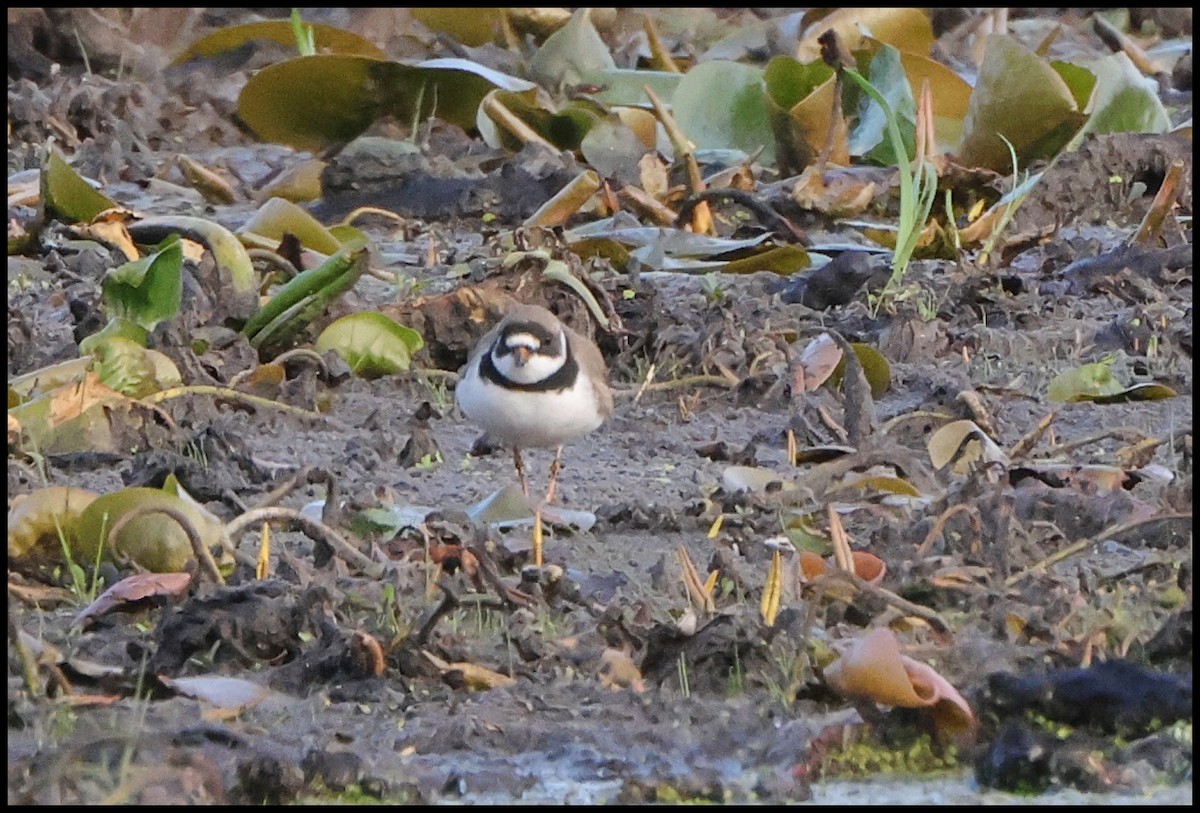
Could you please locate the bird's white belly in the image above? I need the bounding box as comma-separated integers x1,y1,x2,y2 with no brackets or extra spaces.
456,369,603,448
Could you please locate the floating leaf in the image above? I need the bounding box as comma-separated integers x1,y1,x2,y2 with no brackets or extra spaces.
829,343,891,398
7,486,99,572
1076,52,1170,137
797,8,934,62
849,45,917,164
40,145,121,224
856,37,972,155
8,372,128,452
529,8,615,89
764,56,841,174
238,55,535,151
315,312,424,377
78,318,151,356
100,237,183,332
719,245,812,276
410,8,508,47
578,68,682,109
173,20,385,64
76,487,226,573
927,419,1010,473
1049,362,1178,404
89,336,182,398
9,357,95,403
1091,382,1177,403
238,197,343,256
1047,361,1125,402
957,35,1094,171
672,61,775,163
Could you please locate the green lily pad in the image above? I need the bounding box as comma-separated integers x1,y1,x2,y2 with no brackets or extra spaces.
764,55,839,174
1047,361,1125,402
40,145,120,224
238,197,344,256
77,318,150,356
672,60,775,163
529,7,615,89
173,19,385,64
315,312,424,377
238,55,534,151
1076,52,1170,137
410,8,508,47
76,487,225,573
957,35,1094,171
829,342,891,398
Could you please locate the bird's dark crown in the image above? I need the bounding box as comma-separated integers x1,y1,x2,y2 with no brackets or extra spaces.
496,320,561,359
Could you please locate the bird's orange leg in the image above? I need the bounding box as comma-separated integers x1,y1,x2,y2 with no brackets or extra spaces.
512,447,530,497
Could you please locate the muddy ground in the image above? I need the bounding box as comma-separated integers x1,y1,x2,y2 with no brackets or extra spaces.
7,8,1194,806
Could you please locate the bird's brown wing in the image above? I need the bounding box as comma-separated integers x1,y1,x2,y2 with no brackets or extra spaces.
566,325,614,418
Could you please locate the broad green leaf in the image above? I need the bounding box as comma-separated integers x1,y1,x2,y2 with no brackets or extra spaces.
172,20,385,64
9,357,94,402
78,318,151,356
410,8,507,47
579,68,682,109
827,474,921,498
850,45,916,164
796,8,934,63
1091,382,1177,403
238,55,535,151
719,245,811,276
957,35,1092,171
857,38,972,154
315,312,424,377
829,343,891,398
529,8,615,89
672,61,775,163
764,56,839,174
40,145,119,224
1075,53,1170,137
101,237,183,331
127,215,258,297
89,336,182,397
7,486,98,572
1050,362,1177,403
927,419,1009,473
1047,362,1124,402
77,487,225,573
238,197,343,256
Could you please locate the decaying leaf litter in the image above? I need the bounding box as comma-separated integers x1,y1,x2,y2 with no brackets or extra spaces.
7,7,1192,805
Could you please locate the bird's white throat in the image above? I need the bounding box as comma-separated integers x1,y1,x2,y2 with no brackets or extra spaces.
493,331,566,385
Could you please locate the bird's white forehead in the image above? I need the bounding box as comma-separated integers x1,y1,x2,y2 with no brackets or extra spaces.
504,332,544,351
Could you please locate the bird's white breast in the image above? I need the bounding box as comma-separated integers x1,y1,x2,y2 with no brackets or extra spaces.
456,362,605,448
